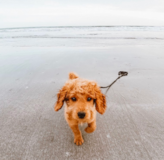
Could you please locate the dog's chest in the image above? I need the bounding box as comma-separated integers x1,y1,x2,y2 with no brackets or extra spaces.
78,122,87,127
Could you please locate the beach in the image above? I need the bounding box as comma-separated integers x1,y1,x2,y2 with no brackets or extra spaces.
0,26,164,160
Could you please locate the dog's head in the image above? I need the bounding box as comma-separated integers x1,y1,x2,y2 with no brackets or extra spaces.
54,72,107,121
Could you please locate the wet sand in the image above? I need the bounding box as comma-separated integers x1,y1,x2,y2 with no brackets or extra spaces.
0,46,164,160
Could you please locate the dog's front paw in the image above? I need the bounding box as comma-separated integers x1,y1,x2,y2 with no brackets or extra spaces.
74,136,84,146
85,126,95,133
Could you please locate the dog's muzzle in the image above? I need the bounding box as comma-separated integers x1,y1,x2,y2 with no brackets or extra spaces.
78,112,86,119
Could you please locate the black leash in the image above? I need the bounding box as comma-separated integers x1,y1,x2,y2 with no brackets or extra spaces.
100,71,128,95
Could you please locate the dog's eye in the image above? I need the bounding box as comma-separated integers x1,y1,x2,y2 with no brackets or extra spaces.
87,97,92,101
71,97,77,101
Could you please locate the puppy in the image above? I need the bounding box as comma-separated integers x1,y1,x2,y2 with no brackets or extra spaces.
54,72,107,145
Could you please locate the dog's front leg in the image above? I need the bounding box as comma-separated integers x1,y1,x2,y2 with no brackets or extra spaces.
69,124,84,145
85,120,96,133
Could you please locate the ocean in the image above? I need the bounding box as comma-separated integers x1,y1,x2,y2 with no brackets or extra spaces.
0,26,164,47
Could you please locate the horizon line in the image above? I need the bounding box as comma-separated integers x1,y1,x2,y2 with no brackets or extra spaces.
0,25,164,30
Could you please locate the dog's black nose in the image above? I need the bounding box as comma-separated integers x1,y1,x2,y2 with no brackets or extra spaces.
78,112,86,119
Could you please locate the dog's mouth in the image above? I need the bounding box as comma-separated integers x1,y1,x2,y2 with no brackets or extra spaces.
77,118,88,124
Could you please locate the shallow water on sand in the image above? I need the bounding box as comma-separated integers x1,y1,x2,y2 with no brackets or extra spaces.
0,26,164,47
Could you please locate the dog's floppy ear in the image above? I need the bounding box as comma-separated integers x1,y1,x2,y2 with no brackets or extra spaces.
54,86,67,111
94,85,107,114
69,72,78,80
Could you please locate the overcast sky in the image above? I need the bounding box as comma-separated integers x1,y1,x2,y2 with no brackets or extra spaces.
0,0,164,28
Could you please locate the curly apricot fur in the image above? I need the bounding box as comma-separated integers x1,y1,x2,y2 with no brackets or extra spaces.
54,72,107,145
